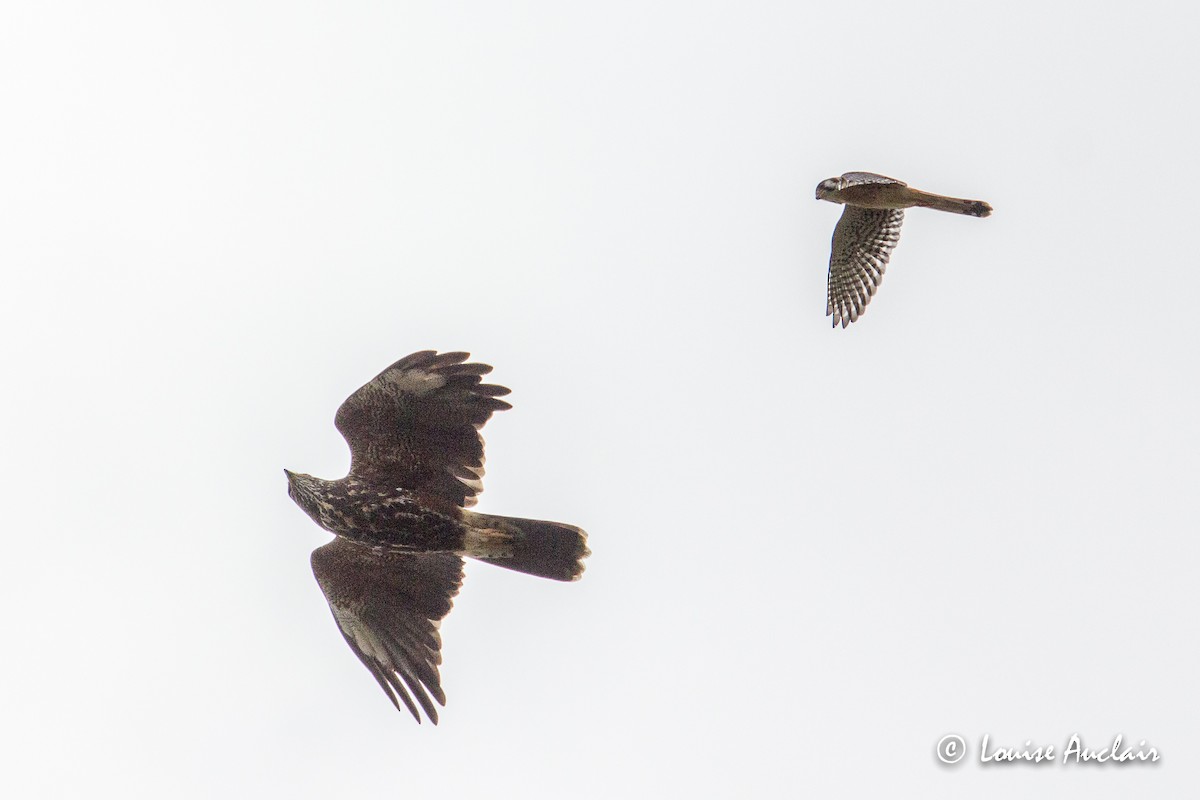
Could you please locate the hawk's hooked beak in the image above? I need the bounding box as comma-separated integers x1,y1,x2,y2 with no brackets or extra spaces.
284,469,307,504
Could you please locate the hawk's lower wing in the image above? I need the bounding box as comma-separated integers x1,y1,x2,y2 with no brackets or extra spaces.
311,538,464,723
826,207,904,328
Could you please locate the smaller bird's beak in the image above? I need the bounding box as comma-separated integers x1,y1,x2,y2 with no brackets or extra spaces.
283,468,294,480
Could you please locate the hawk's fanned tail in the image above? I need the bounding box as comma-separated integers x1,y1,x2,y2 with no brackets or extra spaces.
463,511,590,581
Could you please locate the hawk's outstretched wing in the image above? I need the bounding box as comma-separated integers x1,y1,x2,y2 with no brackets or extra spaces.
311,538,464,724
826,207,905,328
334,350,512,510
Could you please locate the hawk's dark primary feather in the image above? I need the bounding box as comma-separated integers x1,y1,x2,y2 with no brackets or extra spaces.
286,350,589,723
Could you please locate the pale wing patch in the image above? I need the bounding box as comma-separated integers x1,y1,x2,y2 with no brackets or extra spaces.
332,605,389,664
382,369,447,396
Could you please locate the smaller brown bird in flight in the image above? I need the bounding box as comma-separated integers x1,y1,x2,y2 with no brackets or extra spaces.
286,350,589,723
816,172,992,327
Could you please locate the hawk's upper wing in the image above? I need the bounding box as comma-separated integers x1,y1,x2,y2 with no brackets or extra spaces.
335,351,512,510
826,207,905,328
311,538,464,724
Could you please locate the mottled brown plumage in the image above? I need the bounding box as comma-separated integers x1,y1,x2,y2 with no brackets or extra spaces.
286,350,589,723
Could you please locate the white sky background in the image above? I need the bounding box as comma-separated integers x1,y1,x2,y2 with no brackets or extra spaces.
2,1,1197,797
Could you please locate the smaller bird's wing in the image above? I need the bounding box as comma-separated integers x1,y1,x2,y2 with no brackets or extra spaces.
840,171,906,187
826,207,905,328
311,538,465,724
335,350,512,509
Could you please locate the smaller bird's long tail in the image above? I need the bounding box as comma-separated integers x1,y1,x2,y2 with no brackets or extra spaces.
911,190,993,217
462,511,590,581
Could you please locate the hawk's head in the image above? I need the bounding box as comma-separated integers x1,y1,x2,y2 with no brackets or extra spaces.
284,468,306,495
815,176,845,202
285,469,332,530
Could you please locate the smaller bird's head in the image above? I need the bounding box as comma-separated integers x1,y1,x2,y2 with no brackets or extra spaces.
815,176,845,202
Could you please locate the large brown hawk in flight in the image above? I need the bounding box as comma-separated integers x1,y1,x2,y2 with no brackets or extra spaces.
286,350,589,723
816,172,992,327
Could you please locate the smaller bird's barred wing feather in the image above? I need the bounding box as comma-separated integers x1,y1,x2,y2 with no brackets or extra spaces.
311,539,465,724
826,207,905,328
335,350,512,509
